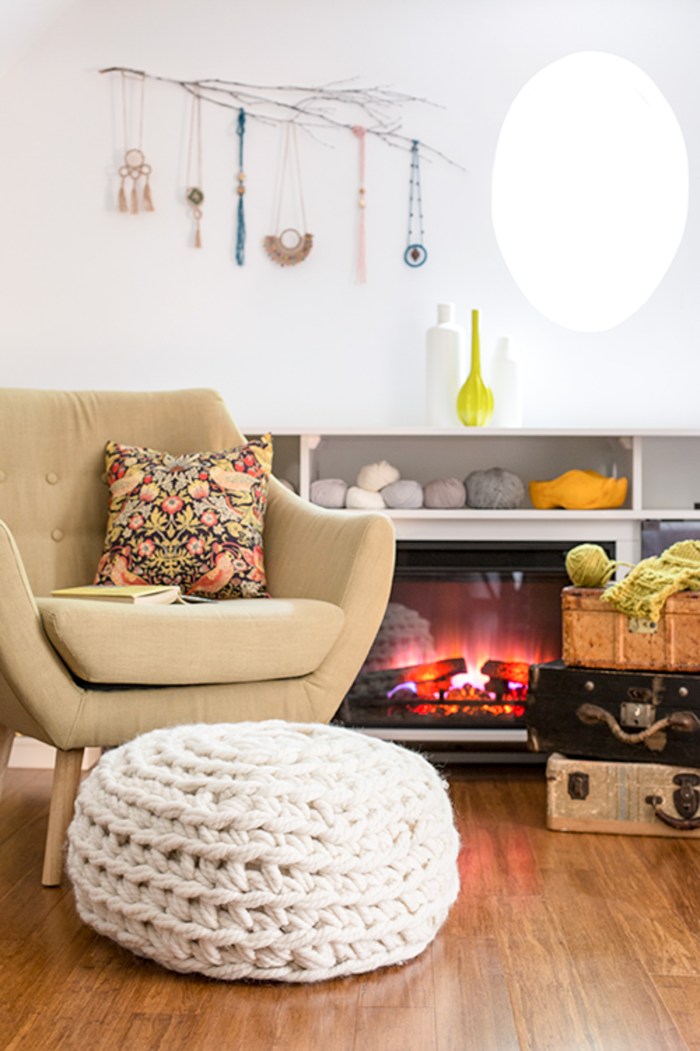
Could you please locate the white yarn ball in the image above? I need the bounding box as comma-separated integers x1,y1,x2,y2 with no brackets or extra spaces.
310,478,347,508
356,460,400,492
381,479,424,509
67,721,460,983
346,486,386,509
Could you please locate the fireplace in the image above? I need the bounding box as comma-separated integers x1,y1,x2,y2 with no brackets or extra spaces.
336,540,614,741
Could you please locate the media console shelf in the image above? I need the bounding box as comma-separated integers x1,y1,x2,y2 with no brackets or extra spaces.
244,426,700,564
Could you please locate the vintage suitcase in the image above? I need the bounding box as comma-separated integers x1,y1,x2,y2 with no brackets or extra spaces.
527,660,700,766
561,585,700,672
546,752,700,837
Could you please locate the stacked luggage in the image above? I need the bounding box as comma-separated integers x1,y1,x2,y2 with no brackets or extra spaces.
527,583,700,837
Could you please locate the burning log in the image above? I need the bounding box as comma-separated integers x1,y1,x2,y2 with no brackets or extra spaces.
347,657,466,705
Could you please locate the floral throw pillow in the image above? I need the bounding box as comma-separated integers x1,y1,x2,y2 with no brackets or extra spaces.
94,435,273,599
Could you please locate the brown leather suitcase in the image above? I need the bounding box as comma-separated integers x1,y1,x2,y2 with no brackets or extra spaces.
561,585,700,672
527,660,700,767
546,752,700,837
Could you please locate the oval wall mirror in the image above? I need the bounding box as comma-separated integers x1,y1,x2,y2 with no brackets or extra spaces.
492,51,689,332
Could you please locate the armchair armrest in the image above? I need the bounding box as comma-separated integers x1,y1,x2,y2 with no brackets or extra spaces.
0,520,83,747
263,481,395,720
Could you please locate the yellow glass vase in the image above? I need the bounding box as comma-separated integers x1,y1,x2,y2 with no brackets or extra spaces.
457,309,494,427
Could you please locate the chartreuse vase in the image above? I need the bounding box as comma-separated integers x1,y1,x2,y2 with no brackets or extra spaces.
456,309,494,427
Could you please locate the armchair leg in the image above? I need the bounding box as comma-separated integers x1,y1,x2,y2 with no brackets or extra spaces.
0,724,14,800
41,748,84,887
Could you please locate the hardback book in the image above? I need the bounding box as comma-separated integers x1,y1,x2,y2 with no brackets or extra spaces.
50,584,182,605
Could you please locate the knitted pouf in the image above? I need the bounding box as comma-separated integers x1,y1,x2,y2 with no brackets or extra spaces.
67,721,460,983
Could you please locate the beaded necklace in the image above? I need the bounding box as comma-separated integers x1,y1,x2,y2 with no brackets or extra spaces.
404,139,427,267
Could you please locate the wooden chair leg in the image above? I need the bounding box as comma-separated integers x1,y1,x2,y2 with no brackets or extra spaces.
41,747,84,887
0,724,14,801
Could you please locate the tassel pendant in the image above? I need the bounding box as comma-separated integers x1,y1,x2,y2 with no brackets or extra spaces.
142,175,154,212
194,216,202,248
130,184,139,214
118,180,128,213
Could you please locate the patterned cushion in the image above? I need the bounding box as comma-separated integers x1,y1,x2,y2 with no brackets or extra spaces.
94,436,273,599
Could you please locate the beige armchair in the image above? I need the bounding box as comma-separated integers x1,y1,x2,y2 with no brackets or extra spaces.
0,388,395,885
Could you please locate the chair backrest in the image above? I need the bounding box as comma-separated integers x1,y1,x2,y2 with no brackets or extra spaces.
0,388,243,596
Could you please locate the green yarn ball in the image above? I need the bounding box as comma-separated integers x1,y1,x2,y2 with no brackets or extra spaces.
565,544,618,588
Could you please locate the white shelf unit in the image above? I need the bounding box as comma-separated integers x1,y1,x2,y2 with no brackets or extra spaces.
245,426,700,565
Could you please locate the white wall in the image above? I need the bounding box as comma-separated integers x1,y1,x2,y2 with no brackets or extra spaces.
0,0,698,430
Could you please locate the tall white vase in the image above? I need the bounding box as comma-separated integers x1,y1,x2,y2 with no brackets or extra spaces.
425,303,467,427
490,337,523,427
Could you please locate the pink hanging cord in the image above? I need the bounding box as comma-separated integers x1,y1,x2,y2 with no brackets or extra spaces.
352,126,367,283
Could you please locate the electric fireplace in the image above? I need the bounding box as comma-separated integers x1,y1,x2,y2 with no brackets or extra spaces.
336,540,614,742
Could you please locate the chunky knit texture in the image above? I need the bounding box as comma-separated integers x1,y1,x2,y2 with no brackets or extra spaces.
67,721,460,983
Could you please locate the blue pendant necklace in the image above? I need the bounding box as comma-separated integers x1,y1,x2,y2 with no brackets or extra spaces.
404,139,427,267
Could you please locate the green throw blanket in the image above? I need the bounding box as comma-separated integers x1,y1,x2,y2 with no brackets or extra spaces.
602,540,700,622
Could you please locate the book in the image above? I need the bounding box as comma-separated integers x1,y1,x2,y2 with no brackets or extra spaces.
50,585,182,605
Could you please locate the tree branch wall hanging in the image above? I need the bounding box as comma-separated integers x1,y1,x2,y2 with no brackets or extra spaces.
264,122,313,266
101,68,463,266
118,71,154,214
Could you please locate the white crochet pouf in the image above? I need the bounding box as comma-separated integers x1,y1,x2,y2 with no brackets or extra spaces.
67,720,460,983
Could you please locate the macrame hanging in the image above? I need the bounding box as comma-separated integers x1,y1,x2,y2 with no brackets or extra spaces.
263,122,313,266
235,108,247,265
404,139,427,267
118,71,155,214
185,92,205,248
352,126,367,283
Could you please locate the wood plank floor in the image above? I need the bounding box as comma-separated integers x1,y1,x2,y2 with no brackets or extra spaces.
3,761,700,1050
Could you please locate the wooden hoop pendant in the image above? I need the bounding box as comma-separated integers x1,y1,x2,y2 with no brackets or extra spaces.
263,228,313,266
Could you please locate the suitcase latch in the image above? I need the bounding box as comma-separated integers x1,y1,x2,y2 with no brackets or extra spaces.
620,701,655,728
567,772,590,800
628,617,658,634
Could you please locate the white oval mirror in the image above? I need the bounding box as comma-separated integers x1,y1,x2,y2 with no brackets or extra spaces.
492,52,689,332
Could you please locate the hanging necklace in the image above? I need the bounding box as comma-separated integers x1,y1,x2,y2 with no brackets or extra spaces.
404,139,427,267
235,108,246,266
185,91,204,247
352,125,367,283
118,71,154,214
263,122,313,266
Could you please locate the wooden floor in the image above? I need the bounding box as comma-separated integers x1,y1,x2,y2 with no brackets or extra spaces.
3,761,700,1051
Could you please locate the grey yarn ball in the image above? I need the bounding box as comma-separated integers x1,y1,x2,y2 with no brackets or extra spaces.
356,461,400,492
465,467,525,509
423,478,466,509
381,480,424,509
310,478,347,508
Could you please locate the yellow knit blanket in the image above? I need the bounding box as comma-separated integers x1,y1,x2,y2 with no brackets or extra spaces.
601,540,700,621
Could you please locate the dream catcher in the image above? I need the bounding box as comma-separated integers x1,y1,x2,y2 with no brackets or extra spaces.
185,91,205,247
117,71,155,214
263,122,313,266
404,139,427,267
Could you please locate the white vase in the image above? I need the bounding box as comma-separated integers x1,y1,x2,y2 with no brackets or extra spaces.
425,303,467,427
489,337,523,427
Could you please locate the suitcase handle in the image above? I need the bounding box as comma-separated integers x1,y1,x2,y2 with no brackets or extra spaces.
646,776,700,830
576,703,700,745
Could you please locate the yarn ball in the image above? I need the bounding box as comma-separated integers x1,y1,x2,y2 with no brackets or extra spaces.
566,543,619,587
67,721,460,983
346,486,386,510
465,467,525,509
356,460,400,492
423,478,466,509
362,602,435,673
310,478,348,508
381,479,424,509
